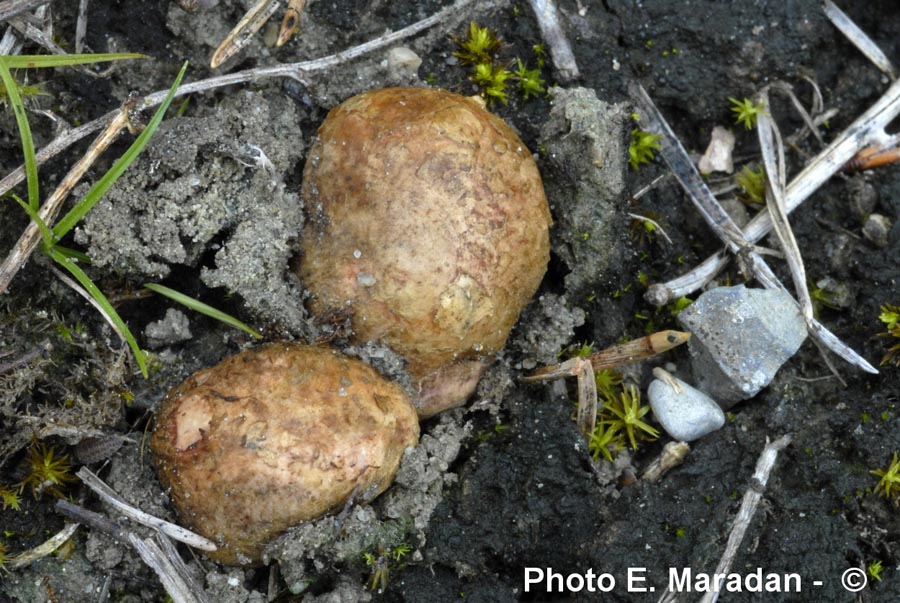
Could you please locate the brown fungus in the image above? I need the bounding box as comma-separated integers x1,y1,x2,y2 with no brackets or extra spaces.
150,343,419,565
298,87,551,417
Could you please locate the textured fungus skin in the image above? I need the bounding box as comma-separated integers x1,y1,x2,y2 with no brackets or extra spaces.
150,343,419,565
298,87,551,417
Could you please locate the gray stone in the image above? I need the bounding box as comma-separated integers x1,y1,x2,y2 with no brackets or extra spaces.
648,376,725,442
677,285,807,406
862,213,893,248
144,308,192,349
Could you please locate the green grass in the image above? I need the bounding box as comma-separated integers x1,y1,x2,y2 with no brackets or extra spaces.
2,54,185,378
144,284,262,339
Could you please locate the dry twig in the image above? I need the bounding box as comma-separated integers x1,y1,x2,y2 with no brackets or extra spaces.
698,435,792,603
130,534,210,603
210,0,284,69
0,111,130,295
648,6,900,305
645,74,900,307
527,0,580,82
56,499,210,603
822,0,896,80
8,521,80,569
755,88,848,383
629,82,877,374
0,0,49,22
655,435,792,603
75,0,88,54
76,467,217,551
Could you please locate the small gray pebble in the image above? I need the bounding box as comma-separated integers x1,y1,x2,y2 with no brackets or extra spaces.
648,377,725,442
677,285,807,405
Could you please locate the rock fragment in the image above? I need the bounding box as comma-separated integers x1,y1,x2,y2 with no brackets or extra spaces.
538,87,628,299
144,308,192,349
677,285,807,406
698,125,735,175
648,373,725,442
862,213,893,248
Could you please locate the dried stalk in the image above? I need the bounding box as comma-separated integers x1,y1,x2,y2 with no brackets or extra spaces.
527,0,580,82
0,111,129,295
7,8,66,56
823,0,896,79
56,499,210,603
757,89,847,382
629,82,877,374
130,534,210,603
0,24,21,54
8,521,80,568
56,499,129,541
698,435,792,603
77,467,218,551
756,90,811,320
0,0,49,22
0,0,477,296
646,74,900,307
210,0,283,69
75,0,88,54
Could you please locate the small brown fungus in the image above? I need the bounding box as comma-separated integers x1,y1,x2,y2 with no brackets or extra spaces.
150,343,419,565
297,87,551,417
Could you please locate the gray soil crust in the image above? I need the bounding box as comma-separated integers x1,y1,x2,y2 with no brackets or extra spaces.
1,1,899,602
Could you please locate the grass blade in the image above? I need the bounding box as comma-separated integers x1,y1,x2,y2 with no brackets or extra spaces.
53,61,188,240
0,57,39,210
9,193,53,249
144,283,262,339
3,53,147,69
52,245,92,264
47,248,148,378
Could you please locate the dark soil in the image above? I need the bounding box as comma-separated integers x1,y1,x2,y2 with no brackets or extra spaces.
1,1,899,602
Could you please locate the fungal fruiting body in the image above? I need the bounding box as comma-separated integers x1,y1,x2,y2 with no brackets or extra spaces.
298,87,551,417
150,343,419,565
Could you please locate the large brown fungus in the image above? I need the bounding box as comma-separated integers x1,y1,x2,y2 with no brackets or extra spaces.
150,343,419,565
298,87,551,417
151,88,549,565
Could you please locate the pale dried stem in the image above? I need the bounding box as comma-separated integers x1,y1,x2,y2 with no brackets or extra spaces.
655,435,791,603
698,435,792,603
527,0,580,81
0,0,48,22
0,25,21,53
646,74,900,306
210,0,283,69
56,500,210,603
75,0,88,54
7,7,66,56
630,82,877,374
823,0,896,79
9,521,80,568
77,467,218,551
130,534,210,603
0,111,129,295
0,0,475,295
757,90,847,384
627,212,674,245
757,90,811,320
